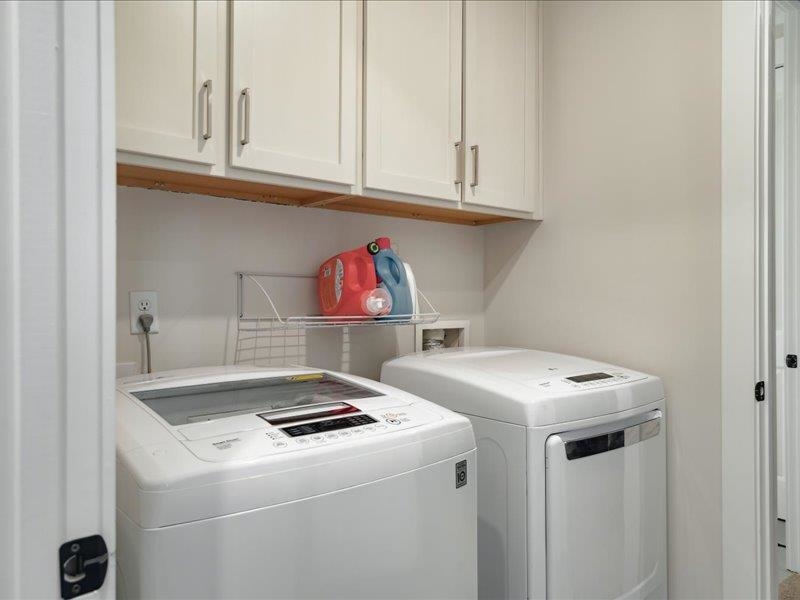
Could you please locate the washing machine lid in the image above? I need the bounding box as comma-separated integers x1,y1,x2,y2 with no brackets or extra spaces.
130,370,382,429
380,347,665,426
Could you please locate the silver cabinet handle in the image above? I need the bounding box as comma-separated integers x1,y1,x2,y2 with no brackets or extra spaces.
454,141,463,185
470,145,479,188
240,87,251,146
202,80,212,140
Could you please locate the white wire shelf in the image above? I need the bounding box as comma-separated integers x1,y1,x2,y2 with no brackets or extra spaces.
234,271,440,369
236,272,440,329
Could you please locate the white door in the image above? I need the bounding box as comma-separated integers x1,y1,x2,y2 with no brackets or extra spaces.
230,0,357,185
116,0,219,165
364,0,462,203
463,0,538,214
0,2,116,598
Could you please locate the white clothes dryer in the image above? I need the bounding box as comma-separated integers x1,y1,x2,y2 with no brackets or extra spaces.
382,347,667,600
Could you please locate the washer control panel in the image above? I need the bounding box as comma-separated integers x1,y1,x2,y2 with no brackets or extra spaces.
184,406,438,462
282,414,378,437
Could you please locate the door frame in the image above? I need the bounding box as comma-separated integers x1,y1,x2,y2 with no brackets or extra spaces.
0,2,116,597
776,0,800,574
721,1,776,597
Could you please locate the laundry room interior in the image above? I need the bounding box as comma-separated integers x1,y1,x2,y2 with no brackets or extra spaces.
2,1,797,599
114,1,718,596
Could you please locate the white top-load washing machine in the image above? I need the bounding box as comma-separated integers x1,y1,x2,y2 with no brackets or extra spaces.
381,348,667,600
116,366,477,600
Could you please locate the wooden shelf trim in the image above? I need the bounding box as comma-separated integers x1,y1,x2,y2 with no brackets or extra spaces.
117,164,517,226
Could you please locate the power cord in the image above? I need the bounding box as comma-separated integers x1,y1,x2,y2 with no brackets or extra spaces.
139,314,154,374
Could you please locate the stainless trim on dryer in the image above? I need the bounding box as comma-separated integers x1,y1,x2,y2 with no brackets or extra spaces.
550,410,662,461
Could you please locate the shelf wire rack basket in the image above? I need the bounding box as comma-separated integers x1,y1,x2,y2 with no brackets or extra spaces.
234,271,439,368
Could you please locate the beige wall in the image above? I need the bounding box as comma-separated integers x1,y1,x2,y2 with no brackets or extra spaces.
117,186,485,380
485,1,722,597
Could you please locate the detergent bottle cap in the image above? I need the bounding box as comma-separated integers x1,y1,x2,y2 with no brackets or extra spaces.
361,287,392,316
375,237,391,250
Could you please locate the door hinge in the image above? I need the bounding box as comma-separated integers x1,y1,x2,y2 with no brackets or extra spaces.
59,535,108,599
787,354,798,369
755,380,765,402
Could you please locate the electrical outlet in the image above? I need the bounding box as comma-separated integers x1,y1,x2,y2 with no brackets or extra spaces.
129,291,159,334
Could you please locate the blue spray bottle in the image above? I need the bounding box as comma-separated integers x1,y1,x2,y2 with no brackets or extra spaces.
367,237,414,317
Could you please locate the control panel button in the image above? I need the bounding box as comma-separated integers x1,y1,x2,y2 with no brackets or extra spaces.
325,432,338,439
386,418,401,425
273,441,287,448
296,438,309,445
339,430,351,437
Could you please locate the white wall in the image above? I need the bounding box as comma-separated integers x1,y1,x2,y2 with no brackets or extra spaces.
117,186,485,380
484,1,722,597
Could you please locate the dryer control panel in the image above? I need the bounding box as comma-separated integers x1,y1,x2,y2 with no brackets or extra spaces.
531,369,646,393
564,371,632,389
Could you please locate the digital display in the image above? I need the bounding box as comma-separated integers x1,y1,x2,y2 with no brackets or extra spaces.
281,414,378,437
566,372,614,383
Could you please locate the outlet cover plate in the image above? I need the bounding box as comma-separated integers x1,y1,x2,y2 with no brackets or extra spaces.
129,291,159,334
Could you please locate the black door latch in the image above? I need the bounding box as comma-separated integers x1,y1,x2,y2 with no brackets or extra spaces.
787,354,797,369
59,535,108,599
755,381,765,402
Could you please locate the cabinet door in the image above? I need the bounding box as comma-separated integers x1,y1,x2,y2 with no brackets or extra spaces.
464,1,539,214
230,1,357,185
116,0,218,165
364,1,462,203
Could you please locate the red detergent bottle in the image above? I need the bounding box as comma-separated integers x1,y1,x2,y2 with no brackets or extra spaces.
318,245,392,317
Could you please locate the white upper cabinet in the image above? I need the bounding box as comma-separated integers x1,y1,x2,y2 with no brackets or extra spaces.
116,0,219,165
230,1,357,185
115,0,540,221
364,1,463,203
463,1,539,214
